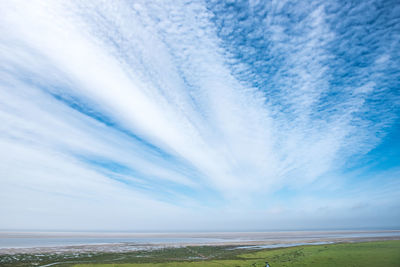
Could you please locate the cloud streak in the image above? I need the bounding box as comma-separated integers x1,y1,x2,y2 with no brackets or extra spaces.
0,0,399,230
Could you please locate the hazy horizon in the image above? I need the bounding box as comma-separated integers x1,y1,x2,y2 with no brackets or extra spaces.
1,227,400,234
1,0,399,231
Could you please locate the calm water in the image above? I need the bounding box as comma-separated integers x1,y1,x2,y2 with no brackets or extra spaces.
1,230,399,249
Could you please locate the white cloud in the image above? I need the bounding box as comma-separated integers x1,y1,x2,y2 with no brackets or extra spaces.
0,0,398,230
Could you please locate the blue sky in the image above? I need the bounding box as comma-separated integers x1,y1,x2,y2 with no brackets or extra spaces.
0,0,399,231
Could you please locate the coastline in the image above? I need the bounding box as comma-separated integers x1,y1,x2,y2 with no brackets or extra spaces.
1,229,399,255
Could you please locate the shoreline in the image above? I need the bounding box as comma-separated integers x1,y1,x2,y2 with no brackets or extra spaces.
2,239,398,267
1,230,399,255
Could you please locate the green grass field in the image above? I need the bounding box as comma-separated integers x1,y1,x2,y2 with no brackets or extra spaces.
1,240,399,267
73,241,400,267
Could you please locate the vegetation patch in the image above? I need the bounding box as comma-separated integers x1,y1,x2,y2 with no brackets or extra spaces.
1,240,399,267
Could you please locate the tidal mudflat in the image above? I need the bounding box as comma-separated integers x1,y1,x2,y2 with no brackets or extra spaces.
0,240,399,267
1,230,399,254
0,230,399,266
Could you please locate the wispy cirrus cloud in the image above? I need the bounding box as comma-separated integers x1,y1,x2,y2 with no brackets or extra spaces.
0,0,399,230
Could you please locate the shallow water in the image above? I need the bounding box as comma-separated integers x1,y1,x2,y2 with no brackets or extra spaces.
0,230,399,249
0,236,221,248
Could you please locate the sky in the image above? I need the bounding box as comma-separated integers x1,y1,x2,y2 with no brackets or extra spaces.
0,0,399,231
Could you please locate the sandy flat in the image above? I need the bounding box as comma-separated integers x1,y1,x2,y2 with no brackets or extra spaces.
1,230,399,255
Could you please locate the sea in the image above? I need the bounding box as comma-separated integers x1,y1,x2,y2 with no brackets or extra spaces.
1,230,399,249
